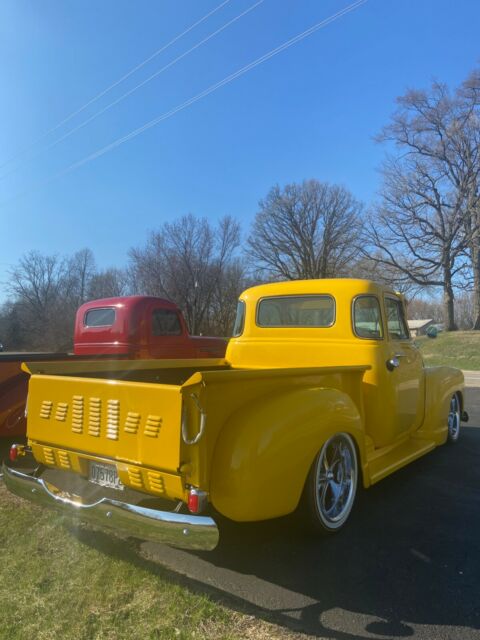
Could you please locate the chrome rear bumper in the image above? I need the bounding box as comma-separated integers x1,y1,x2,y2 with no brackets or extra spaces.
1,463,219,551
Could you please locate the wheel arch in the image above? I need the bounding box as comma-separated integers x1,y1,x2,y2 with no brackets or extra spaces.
417,366,465,444
209,385,366,522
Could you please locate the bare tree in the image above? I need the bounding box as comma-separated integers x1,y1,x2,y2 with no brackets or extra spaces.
247,180,363,280
3,250,125,350
406,298,443,323
129,214,241,334
364,158,468,330
7,251,72,349
364,74,480,330
88,268,128,300
205,259,248,336
66,248,97,307
455,293,475,330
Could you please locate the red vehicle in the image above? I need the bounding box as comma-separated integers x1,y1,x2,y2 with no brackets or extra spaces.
0,296,226,439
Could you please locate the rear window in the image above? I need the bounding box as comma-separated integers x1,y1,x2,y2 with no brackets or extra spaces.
257,295,335,328
152,309,182,336
84,308,116,327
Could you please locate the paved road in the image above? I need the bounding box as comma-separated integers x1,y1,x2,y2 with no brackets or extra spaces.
136,386,480,639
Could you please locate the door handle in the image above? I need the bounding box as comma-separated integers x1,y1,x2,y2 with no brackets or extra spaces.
386,357,400,371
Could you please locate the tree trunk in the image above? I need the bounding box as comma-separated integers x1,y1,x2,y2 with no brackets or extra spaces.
471,236,480,330
443,271,456,331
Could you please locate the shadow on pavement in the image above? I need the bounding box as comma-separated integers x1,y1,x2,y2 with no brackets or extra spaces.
63,428,480,639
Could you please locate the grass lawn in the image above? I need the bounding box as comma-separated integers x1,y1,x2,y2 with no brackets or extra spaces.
0,486,294,640
415,331,480,370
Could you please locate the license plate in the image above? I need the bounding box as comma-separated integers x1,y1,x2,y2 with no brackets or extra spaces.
89,461,124,490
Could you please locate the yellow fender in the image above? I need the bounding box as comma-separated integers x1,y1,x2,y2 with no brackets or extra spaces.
210,386,365,522
415,366,464,444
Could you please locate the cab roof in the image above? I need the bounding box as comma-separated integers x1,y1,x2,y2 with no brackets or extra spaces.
240,279,398,302
77,296,179,313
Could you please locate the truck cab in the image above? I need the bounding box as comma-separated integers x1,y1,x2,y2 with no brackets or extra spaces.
74,296,225,359
228,279,426,449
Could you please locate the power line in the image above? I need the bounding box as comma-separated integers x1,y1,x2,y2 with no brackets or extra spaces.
0,0,264,182
0,0,233,172
1,0,368,206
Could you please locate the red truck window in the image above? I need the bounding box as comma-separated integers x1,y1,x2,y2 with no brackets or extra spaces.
152,309,182,336
84,308,116,327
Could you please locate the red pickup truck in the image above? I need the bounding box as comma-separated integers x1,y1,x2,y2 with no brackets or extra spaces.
0,296,226,439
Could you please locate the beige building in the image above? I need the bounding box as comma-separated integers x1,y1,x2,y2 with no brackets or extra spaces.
407,319,434,337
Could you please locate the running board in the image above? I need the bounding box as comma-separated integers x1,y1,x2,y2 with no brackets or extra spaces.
368,438,436,485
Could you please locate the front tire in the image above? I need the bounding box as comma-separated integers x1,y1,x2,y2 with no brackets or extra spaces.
447,393,461,443
303,432,358,534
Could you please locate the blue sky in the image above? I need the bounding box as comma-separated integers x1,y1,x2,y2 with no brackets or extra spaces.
0,0,479,297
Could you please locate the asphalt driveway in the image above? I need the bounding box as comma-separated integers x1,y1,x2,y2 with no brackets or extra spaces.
138,384,480,639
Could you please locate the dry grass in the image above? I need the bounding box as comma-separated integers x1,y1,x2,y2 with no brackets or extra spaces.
416,331,480,370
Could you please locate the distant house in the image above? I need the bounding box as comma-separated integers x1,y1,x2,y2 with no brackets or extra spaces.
407,319,434,337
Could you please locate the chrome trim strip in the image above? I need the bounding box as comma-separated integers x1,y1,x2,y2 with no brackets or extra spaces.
1,463,218,551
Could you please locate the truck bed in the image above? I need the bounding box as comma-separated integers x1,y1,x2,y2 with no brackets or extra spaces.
24,359,368,505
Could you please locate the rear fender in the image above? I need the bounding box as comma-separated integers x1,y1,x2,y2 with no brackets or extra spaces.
416,366,464,444
210,386,365,522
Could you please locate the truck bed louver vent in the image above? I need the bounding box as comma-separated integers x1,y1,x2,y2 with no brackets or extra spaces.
147,471,165,494
106,400,120,440
127,467,144,489
144,415,162,438
72,396,84,434
43,447,55,465
57,450,71,469
40,401,53,420
88,398,101,437
124,412,141,434
55,402,68,422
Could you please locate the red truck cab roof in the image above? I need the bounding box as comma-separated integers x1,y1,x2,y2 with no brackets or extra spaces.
74,296,190,357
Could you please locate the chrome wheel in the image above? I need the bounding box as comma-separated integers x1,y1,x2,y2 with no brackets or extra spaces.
447,393,461,443
308,433,358,533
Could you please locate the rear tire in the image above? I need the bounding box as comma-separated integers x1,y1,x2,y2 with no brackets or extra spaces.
303,433,358,534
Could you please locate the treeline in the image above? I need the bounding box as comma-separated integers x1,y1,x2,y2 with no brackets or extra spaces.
1,67,480,350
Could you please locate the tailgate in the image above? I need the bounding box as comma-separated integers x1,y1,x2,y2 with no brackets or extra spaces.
27,374,183,473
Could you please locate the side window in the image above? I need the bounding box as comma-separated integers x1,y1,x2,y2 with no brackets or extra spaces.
151,309,182,336
232,300,246,337
353,296,383,339
384,296,409,340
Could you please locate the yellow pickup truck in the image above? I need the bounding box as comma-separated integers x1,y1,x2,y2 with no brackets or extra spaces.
1,279,467,550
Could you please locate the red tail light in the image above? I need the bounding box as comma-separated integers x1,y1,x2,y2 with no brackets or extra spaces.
8,444,28,462
188,491,199,513
9,445,19,462
187,488,208,514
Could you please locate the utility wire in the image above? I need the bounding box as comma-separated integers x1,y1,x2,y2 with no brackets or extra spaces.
0,0,233,172
0,0,264,182
1,0,367,207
